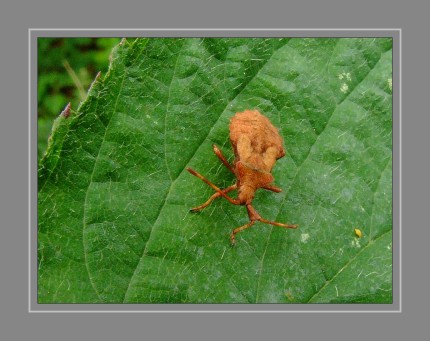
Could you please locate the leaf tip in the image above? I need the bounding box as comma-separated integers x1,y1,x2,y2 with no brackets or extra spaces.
60,102,72,118
87,71,102,94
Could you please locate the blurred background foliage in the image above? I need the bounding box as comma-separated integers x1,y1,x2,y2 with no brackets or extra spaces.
37,38,121,160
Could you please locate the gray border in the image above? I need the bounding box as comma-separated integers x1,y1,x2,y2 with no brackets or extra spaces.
30,29,400,313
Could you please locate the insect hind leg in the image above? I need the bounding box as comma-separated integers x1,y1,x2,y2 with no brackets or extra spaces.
230,220,255,246
190,184,237,212
258,217,298,229
230,204,297,245
247,204,297,228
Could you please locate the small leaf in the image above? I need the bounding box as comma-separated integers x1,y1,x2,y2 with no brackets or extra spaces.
38,38,392,303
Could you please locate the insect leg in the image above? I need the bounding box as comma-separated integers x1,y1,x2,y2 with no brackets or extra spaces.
186,167,240,205
231,220,255,246
189,184,237,212
262,184,282,193
258,217,298,229
212,144,235,174
247,204,297,229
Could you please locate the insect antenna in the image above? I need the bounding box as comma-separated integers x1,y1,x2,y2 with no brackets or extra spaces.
212,144,235,174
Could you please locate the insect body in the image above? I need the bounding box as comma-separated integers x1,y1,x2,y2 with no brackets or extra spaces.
187,110,297,245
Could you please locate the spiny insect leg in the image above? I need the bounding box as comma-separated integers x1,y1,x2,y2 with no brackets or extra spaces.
212,144,235,174
186,167,240,205
230,220,255,246
189,184,237,212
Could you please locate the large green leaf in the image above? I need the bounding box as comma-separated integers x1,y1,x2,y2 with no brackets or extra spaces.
38,37,393,303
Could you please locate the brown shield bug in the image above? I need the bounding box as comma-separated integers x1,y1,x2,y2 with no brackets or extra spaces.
187,109,297,245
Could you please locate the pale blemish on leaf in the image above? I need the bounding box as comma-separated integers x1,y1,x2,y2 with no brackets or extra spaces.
351,238,361,248
301,233,310,243
338,72,352,81
285,289,294,301
340,83,349,93
338,72,351,93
